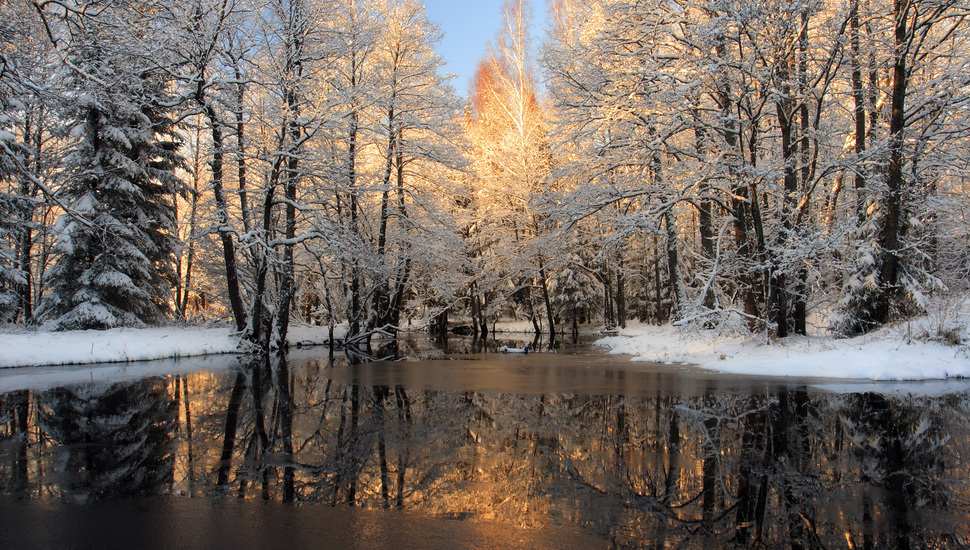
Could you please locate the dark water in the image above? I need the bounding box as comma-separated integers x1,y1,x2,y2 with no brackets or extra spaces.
1,337,969,549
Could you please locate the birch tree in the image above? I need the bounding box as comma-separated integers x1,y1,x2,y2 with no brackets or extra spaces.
467,0,556,339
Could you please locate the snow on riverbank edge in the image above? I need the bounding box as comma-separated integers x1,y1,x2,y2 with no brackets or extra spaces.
0,326,243,368
595,322,970,381
0,324,348,369
1,315,967,381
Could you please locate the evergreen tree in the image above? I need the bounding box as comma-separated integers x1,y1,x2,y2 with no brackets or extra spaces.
0,15,32,323
0,98,27,322
0,186,27,324
36,16,183,330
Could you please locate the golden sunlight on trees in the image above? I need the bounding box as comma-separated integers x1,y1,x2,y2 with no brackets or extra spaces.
544,0,970,339
2,0,968,343
463,0,557,341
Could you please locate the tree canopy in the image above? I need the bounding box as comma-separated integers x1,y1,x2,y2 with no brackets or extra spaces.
1,0,967,345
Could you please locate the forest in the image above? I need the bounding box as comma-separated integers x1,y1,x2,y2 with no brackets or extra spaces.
1,0,968,352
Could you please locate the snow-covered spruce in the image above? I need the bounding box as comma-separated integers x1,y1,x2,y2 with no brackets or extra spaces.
34,16,183,331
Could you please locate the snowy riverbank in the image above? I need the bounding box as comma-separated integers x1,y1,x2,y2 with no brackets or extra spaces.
0,324,346,369
595,314,970,381
1,309,967,380
0,326,242,368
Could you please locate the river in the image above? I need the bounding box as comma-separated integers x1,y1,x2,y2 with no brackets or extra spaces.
1,336,968,548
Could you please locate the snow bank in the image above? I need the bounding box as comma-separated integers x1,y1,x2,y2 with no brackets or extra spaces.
596,323,970,381
287,323,347,347
0,324,348,369
0,326,242,368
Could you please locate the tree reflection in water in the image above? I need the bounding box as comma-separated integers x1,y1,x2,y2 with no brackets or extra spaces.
36,379,176,501
1,348,968,548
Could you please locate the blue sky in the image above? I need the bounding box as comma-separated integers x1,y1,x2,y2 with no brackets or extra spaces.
423,0,549,96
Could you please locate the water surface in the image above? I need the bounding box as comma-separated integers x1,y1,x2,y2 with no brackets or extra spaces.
1,338,968,548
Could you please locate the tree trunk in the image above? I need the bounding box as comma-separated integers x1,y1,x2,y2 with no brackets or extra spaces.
178,122,203,318
348,106,362,339
664,211,685,320
850,0,868,225
388,147,412,331
437,309,448,343
14,111,43,323
372,102,397,333
16,179,34,323
478,292,489,339
793,12,812,337
529,284,542,335
572,305,579,340
233,69,252,236
773,92,798,338
603,275,615,328
876,0,911,325
615,255,626,329
202,101,246,333
693,108,717,311
274,125,299,351
249,158,280,351
653,234,664,324
274,33,303,348
538,257,556,344
179,180,199,317
715,49,762,328
470,281,481,336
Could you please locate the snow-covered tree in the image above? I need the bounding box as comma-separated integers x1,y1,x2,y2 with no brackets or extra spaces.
363,0,467,335
167,0,254,333
4,0,964,343
542,0,969,339
465,0,557,339
289,0,465,343
36,6,184,330
0,3,63,325
544,0,693,325
0,93,27,322
836,0,970,335
548,250,601,337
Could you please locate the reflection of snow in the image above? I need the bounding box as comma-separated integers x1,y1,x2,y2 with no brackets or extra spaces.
811,379,970,397
0,354,244,394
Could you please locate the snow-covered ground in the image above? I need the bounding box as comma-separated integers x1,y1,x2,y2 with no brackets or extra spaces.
0,323,342,369
0,307,967,381
0,326,241,369
596,315,970,381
